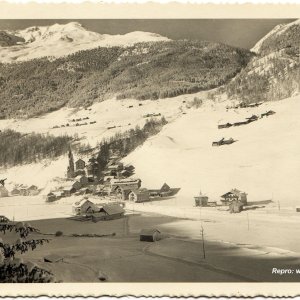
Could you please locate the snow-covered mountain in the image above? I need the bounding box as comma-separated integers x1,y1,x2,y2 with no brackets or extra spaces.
251,19,300,54
0,22,170,63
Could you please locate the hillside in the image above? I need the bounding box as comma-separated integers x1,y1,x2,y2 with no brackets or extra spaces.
0,40,252,119
0,31,24,47
0,22,169,63
123,94,300,207
223,19,300,104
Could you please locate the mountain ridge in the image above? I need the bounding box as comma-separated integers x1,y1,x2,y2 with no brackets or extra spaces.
0,22,170,63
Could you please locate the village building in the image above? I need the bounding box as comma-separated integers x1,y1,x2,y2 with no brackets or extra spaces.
27,185,39,196
140,229,162,242
110,178,142,193
72,199,100,216
91,204,125,222
11,188,21,196
72,181,82,190
52,191,65,199
75,175,88,186
103,176,115,182
128,188,150,202
46,192,57,202
229,200,244,213
63,186,76,197
87,161,99,178
220,189,247,206
194,192,209,207
0,186,9,197
120,170,131,178
75,159,86,171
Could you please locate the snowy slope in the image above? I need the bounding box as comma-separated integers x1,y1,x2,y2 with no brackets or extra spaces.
123,95,300,207
1,93,300,208
251,19,300,53
0,22,170,63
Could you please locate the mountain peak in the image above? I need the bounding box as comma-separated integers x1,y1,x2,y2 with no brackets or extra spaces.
0,22,170,63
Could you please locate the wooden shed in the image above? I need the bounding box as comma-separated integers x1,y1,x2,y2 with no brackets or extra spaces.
140,229,161,242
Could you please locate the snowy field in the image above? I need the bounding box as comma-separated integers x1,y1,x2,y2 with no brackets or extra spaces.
0,93,300,222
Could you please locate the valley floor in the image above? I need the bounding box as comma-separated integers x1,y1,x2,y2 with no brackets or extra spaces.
2,197,300,282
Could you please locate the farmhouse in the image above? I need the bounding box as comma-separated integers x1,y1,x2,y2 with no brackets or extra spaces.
220,189,247,206
128,189,150,202
72,199,100,216
92,204,125,222
140,229,161,242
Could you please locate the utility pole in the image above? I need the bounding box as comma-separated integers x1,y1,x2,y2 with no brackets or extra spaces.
201,225,206,259
247,212,250,231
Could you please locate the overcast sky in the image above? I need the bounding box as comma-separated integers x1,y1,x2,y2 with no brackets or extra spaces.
0,19,296,49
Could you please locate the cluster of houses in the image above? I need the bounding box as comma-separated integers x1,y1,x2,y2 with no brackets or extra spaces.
218,110,276,129
46,149,180,204
0,181,40,198
109,179,180,202
194,188,248,213
52,117,97,129
72,198,125,221
228,102,264,109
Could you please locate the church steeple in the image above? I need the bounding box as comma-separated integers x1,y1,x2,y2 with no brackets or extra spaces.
67,148,75,178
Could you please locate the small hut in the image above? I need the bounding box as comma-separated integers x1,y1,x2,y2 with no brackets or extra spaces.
140,229,161,242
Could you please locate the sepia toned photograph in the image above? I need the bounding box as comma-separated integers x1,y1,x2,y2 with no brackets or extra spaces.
0,4,299,295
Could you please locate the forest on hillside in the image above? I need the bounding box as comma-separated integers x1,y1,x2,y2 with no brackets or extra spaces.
0,129,72,167
96,117,167,174
223,44,299,103
0,40,252,119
